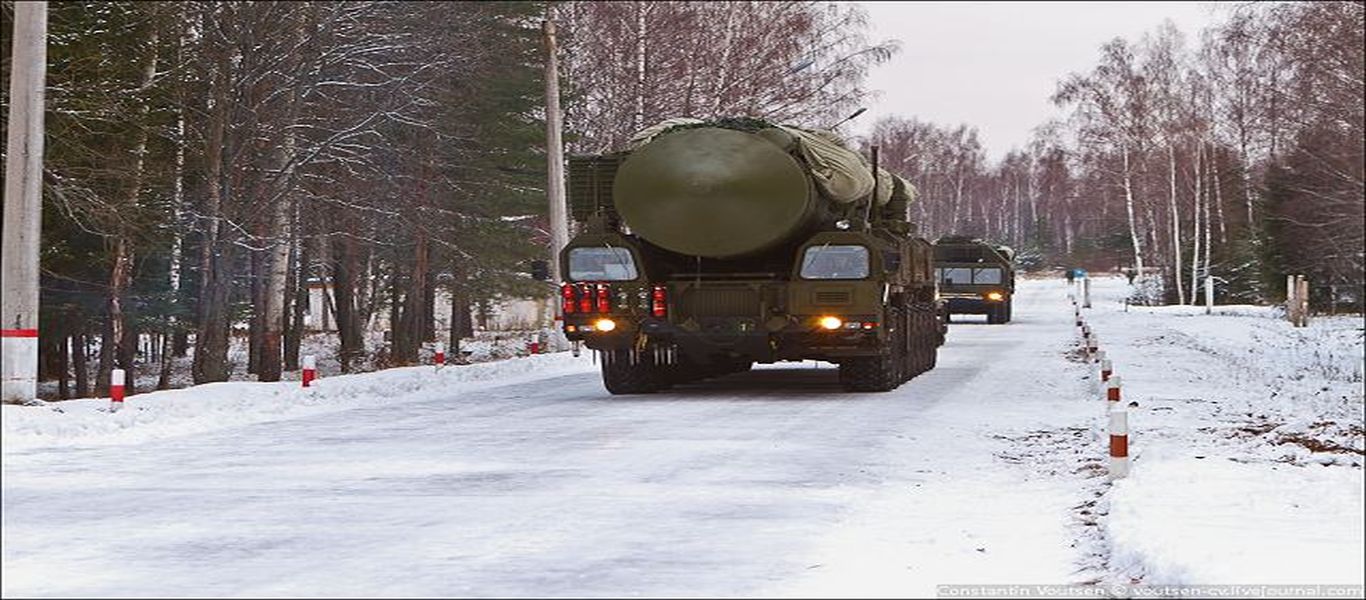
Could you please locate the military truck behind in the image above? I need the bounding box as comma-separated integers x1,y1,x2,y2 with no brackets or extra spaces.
933,235,1016,324
559,117,945,394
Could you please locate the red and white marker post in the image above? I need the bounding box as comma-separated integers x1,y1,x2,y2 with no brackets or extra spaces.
527,334,540,355
110,368,126,412
1099,351,1113,383
1087,332,1099,360
434,342,446,367
302,354,317,387
1109,405,1130,479
1106,374,1122,407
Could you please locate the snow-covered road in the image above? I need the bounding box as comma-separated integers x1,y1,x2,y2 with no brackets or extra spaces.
1,281,1117,597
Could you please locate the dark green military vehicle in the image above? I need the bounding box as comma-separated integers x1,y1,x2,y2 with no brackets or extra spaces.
559,117,945,394
932,235,1016,324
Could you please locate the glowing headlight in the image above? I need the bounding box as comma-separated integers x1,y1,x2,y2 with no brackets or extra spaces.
593,318,617,332
986,291,1004,301
819,316,843,330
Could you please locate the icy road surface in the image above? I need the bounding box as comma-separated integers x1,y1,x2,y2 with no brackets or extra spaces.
4,281,1104,597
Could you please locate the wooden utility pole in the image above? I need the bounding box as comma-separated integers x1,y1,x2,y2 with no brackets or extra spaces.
1,2,48,403
542,16,570,285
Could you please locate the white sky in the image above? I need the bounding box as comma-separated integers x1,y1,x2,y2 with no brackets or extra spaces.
846,1,1227,161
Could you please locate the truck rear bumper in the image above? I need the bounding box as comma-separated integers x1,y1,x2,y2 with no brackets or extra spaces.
945,297,1004,315
567,317,882,363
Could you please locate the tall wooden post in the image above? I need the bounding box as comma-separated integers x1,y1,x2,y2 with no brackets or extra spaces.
542,16,569,285
1,2,48,403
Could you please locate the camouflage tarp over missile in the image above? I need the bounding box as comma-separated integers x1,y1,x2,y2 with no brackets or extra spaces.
614,117,915,258
627,117,905,207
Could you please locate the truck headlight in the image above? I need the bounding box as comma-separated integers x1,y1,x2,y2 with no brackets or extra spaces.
819,316,843,330
594,318,617,332
986,291,1004,301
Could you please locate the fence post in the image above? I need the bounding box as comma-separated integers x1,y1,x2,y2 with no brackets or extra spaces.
110,368,125,412
302,355,316,387
1204,276,1214,315
1296,276,1310,327
1286,274,1298,325
1083,276,1092,308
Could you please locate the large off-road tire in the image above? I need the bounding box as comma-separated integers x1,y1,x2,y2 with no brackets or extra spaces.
839,352,898,392
602,349,662,394
722,359,753,375
664,360,707,385
986,304,1006,325
912,306,941,375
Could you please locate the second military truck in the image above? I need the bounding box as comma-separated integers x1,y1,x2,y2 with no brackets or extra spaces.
933,235,1016,324
559,117,945,394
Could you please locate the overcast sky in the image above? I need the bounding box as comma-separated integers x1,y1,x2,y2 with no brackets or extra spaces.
845,1,1227,161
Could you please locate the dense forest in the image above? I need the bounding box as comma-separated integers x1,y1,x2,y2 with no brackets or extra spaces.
0,1,892,397
0,1,1360,399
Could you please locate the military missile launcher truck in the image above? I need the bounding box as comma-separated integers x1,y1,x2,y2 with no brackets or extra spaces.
932,235,1016,324
559,117,945,394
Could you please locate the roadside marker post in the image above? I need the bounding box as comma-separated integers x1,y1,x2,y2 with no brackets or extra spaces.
434,342,446,367
1100,352,1112,382
1109,406,1130,480
302,355,316,387
110,368,125,412
1106,374,1122,406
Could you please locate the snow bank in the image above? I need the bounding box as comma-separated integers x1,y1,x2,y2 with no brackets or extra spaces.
1076,276,1365,588
4,352,595,451
1108,458,1364,585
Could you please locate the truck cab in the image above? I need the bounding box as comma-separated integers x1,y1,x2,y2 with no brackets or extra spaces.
932,236,1016,324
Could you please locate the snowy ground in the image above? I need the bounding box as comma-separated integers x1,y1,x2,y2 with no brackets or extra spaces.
3,278,1362,597
36,328,561,401
1076,276,1364,590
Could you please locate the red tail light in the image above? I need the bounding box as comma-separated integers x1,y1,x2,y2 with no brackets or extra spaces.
651,285,667,318
596,284,611,313
577,284,592,314
561,283,576,314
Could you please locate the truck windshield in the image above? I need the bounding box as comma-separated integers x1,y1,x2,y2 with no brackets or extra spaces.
568,247,638,281
941,268,972,285
800,245,869,280
973,268,1002,284
939,267,1002,286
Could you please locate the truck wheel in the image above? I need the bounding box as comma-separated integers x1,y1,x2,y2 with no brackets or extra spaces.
601,350,661,394
911,311,931,376
725,359,753,374
987,305,1004,325
665,360,707,385
839,353,897,392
